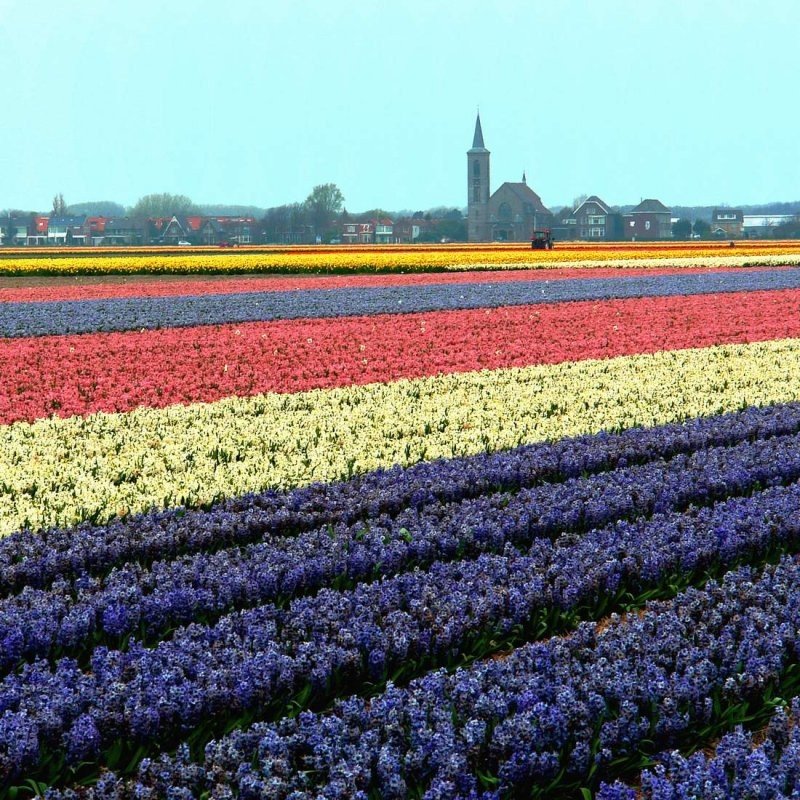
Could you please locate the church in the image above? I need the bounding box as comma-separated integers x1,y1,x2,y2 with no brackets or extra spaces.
467,113,553,242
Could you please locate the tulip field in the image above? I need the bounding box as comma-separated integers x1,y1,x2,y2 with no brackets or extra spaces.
5,243,800,798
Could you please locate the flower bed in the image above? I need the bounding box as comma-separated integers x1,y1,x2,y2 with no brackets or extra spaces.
4,254,800,797
4,288,800,425
3,266,800,338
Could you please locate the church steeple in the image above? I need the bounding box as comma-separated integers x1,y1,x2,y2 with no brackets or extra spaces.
522,170,527,184
469,112,488,153
467,112,490,242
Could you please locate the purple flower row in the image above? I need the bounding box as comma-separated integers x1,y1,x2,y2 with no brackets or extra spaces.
3,267,799,337
598,700,800,799
3,429,800,674
4,401,800,598
4,477,800,788
50,556,800,799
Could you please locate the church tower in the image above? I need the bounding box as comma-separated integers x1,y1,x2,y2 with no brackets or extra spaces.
467,112,490,242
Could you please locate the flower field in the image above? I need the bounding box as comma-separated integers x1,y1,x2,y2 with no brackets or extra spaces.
4,247,800,798
1,240,800,276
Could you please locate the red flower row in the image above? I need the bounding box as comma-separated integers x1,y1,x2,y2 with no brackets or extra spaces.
0,265,754,304
4,288,800,426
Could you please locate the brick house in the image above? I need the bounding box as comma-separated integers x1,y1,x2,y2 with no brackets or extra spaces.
341,222,360,244
341,221,375,244
392,218,423,243
571,196,623,241
711,208,744,238
623,199,672,240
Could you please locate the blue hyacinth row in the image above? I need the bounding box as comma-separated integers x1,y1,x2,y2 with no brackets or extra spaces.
48,556,800,799
3,428,800,675
2,267,800,336
3,471,800,788
597,701,800,799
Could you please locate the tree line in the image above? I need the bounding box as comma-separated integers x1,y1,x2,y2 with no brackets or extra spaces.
2,184,468,244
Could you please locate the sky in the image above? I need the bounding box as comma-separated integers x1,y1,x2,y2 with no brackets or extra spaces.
1,0,798,214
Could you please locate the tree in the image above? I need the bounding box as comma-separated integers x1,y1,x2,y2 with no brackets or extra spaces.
572,195,588,211
773,216,800,239
261,203,312,244
67,201,126,217
672,218,692,240
360,208,391,222
52,193,67,216
129,193,197,219
305,183,344,235
693,219,711,239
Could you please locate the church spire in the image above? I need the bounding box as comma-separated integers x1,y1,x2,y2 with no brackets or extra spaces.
469,111,489,153
472,112,485,149
522,170,527,184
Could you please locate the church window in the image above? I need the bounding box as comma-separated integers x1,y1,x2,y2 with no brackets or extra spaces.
473,181,481,203
498,202,512,222
473,160,480,177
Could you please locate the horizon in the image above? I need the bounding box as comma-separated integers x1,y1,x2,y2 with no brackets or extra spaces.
5,197,800,221
1,0,798,213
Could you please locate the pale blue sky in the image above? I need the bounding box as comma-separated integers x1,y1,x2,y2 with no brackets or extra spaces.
1,0,797,214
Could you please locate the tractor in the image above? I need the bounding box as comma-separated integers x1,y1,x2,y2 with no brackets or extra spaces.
531,229,554,250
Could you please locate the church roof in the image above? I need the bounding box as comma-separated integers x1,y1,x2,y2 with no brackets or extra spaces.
494,181,551,215
468,112,489,154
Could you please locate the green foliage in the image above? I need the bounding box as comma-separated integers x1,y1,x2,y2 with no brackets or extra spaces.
305,183,345,234
692,218,711,239
672,218,692,239
66,201,126,217
128,193,197,219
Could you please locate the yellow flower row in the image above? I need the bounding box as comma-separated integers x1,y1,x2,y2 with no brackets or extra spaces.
2,337,800,536
1,245,799,276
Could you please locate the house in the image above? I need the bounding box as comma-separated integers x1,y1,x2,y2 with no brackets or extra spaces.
550,207,578,241
156,215,199,245
571,196,623,241
341,222,360,244
373,218,393,244
85,216,108,245
392,218,423,244
27,216,49,245
47,215,88,245
340,221,374,244
219,216,256,244
711,208,744,238
102,218,146,246
1,216,32,245
623,199,672,240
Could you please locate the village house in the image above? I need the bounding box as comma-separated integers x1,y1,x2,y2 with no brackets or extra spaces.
47,215,89,245
340,221,375,244
623,199,672,241
570,196,624,241
711,208,744,238
373,218,393,244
